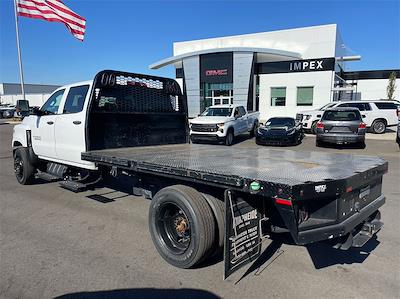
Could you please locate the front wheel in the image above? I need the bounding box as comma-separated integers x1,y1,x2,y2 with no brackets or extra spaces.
249,122,259,138
149,185,216,269
358,140,366,149
13,147,35,185
225,130,234,146
311,121,319,135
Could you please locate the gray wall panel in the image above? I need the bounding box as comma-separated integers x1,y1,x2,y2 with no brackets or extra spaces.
233,53,253,107
183,56,200,117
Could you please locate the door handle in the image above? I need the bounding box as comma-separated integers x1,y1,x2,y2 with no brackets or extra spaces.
73,121,81,125
47,121,54,125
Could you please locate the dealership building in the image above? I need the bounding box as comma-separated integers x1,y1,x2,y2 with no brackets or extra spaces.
150,24,399,121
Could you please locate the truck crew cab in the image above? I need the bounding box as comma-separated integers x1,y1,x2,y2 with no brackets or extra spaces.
12,70,388,279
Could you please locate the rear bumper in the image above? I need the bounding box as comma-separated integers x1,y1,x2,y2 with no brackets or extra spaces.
297,194,385,245
317,133,365,144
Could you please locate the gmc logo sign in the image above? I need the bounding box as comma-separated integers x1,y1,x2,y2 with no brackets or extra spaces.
205,69,228,76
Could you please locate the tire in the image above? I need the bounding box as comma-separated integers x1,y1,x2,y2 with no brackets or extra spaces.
371,119,386,134
13,147,35,185
149,185,216,269
311,121,318,135
190,137,199,144
316,139,322,147
225,129,234,146
201,193,225,250
358,140,366,149
249,121,259,138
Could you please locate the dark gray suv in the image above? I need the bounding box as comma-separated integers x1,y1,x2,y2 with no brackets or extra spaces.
316,107,366,147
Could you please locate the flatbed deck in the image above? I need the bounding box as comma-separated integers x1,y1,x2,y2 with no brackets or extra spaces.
82,144,387,193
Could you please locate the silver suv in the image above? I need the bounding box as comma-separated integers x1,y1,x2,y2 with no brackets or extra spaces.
316,107,366,148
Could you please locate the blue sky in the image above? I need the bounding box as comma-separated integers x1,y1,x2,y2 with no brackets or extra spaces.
1,0,399,85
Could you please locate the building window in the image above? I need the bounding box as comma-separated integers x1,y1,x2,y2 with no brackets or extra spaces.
297,87,314,106
271,87,286,106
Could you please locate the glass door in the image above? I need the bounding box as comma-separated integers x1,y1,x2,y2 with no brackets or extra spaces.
201,83,233,112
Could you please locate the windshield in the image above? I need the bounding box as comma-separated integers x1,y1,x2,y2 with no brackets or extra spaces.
319,103,336,111
201,107,232,117
322,110,361,121
265,117,295,127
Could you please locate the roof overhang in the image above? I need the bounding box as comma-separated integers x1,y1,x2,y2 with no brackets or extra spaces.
149,47,302,69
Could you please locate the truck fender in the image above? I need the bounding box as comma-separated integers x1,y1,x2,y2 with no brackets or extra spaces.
12,124,39,165
12,123,31,148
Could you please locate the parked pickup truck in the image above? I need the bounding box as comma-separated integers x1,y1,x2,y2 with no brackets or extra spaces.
297,100,400,134
12,70,388,279
189,104,260,145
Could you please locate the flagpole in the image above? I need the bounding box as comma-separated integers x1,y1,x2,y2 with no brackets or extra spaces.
13,0,26,101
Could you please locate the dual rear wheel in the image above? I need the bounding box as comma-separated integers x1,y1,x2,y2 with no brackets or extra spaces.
149,185,224,268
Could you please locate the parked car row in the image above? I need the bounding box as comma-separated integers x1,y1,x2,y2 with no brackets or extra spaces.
0,104,16,118
188,103,387,149
297,100,400,134
0,100,36,120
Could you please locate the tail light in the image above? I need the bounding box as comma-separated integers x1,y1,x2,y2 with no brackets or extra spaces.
397,108,400,117
316,122,324,129
359,123,366,129
275,198,292,206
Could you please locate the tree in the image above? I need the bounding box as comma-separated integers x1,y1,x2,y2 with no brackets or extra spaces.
387,71,397,101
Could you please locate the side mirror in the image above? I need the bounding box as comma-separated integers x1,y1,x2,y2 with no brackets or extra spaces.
362,115,366,118
31,106,44,116
16,99,30,112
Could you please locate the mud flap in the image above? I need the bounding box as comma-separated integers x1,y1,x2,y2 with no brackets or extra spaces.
224,190,261,279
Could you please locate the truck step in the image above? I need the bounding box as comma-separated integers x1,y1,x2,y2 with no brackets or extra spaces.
36,171,62,182
59,180,89,192
47,162,68,177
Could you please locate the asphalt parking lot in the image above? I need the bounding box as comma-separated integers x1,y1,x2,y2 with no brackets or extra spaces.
1,122,399,299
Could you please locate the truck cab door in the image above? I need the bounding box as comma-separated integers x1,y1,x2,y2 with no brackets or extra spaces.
236,106,248,133
55,84,91,167
31,89,65,159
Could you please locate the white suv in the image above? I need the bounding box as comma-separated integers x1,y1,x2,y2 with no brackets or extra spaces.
297,101,400,134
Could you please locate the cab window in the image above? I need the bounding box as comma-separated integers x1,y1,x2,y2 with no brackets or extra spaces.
41,89,65,115
63,85,89,114
238,106,246,116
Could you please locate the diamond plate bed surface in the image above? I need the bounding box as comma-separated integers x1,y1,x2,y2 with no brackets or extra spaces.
83,144,386,186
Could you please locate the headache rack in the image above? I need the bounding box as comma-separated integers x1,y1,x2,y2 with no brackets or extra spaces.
86,70,189,151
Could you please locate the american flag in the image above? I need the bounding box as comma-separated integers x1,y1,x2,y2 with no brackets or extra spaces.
16,0,86,41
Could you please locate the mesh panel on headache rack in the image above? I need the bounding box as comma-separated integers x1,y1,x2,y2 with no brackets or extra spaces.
93,73,182,113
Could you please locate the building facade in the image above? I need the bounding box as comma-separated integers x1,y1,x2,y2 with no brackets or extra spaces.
150,24,399,121
0,83,60,107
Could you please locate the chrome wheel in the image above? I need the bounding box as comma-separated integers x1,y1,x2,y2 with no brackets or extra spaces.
373,120,386,134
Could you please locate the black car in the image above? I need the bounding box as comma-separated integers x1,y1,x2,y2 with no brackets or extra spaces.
256,117,303,146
